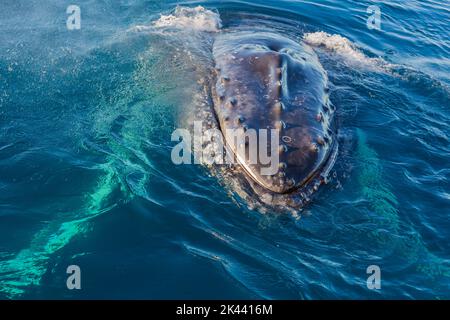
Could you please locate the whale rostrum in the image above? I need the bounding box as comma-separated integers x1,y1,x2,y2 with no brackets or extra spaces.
211,32,337,195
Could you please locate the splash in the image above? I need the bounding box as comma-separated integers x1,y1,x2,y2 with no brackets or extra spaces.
303,31,390,71
152,6,222,33
304,31,450,105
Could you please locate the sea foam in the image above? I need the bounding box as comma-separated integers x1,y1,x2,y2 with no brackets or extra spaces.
153,6,222,32
303,31,390,71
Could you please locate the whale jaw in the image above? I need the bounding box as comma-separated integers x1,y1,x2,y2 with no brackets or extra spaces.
211,32,337,196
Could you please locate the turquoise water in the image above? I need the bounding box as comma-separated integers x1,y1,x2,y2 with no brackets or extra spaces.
0,0,449,299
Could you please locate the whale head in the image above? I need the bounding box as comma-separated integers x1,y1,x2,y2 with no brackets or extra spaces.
211,32,337,199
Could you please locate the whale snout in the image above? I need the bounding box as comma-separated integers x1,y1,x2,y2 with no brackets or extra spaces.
212,32,337,194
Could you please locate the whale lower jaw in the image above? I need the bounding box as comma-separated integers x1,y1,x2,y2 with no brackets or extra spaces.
211,31,337,200
246,139,338,209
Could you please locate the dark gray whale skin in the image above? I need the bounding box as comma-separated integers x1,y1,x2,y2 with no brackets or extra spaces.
211,31,338,206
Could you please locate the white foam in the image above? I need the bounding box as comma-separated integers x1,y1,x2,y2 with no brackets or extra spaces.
303,31,390,71
303,32,366,60
153,6,222,33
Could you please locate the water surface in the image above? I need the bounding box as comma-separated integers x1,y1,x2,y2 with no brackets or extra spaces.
0,0,449,299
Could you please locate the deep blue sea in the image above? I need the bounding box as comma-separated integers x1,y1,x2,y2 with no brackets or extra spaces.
0,0,449,299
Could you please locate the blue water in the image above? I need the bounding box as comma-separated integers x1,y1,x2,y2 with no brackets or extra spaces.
0,0,449,299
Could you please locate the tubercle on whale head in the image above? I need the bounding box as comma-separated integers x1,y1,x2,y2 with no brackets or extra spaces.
210,31,338,203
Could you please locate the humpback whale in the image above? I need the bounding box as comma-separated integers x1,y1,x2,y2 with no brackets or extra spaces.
210,31,338,208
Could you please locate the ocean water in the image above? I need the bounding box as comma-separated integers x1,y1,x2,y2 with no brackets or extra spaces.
0,0,449,299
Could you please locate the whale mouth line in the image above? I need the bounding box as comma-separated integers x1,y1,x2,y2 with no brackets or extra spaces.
229,132,339,195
